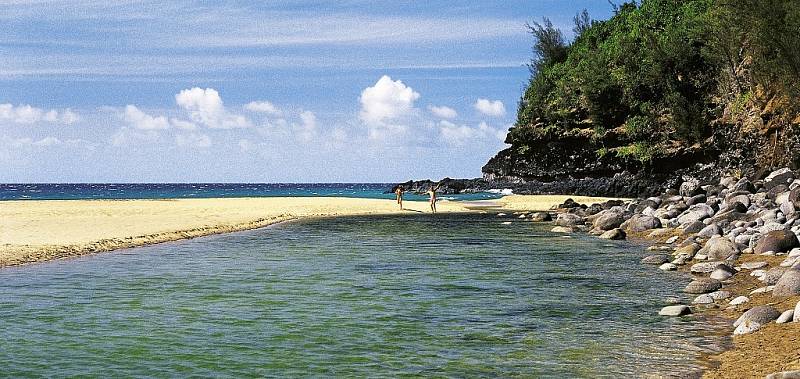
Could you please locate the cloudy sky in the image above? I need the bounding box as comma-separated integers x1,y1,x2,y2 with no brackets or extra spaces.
0,0,613,182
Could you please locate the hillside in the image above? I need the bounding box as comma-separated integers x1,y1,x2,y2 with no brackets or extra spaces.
482,0,800,197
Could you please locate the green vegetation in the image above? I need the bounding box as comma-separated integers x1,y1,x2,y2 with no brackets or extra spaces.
510,0,800,164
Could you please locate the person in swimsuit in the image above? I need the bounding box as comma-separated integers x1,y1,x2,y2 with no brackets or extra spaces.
427,185,437,213
395,185,405,209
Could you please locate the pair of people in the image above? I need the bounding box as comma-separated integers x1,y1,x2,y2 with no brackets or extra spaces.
395,185,437,213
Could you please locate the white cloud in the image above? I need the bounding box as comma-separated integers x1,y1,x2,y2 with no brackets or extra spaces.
175,133,212,148
123,105,170,130
439,120,506,146
170,118,197,130
474,98,506,117
245,101,282,116
175,87,251,129
293,110,317,142
0,103,79,125
238,138,254,152
359,75,420,125
428,105,457,119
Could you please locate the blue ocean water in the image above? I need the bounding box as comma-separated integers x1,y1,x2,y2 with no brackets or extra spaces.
0,183,504,201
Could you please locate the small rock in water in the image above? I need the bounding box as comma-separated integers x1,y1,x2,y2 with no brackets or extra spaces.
693,294,714,304
659,263,677,271
659,305,692,316
776,309,794,324
599,228,626,240
664,296,683,305
497,213,507,217
530,212,552,222
551,226,574,233
501,221,512,225
729,296,749,305
641,254,670,265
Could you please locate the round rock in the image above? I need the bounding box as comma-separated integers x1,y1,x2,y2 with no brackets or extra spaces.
641,254,670,265
773,269,800,296
659,305,692,316
684,278,722,294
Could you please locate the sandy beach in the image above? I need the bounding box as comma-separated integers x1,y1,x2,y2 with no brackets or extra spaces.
0,194,616,268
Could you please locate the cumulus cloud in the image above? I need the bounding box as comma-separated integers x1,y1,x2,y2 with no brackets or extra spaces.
474,98,506,117
428,105,457,119
170,118,197,130
176,87,251,129
438,120,507,146
175,133,212,148
123,105,170,130
0,103,79,125
359,75,420,124
245,101,282,116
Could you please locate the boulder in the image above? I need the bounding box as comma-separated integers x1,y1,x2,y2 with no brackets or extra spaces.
732,305,781,335
659,263,677,271
593,211,625,231
677,204,715,225
698,223,722,238
624,214,662,232
776,309,794,324
555,213,585,227
740,261,768,270
729,296,749,305
684,278,722,294
773,269,800,296
765,168,795,190
680,178,703,197
551,226,575,233
763,267,789,285
724,193,751,208
530,212,552,222
690,261,723,273
697,235,739,260
675,244,700,260
733,178,756,194
681,221,706,234
766,370,800,379
641,254,670,265
710,264,737,281
686,194,707,206
599,228,626,240
755,229,800,254
659,305,692,316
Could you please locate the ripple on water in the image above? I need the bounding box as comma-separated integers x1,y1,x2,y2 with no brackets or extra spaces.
0,214,726,377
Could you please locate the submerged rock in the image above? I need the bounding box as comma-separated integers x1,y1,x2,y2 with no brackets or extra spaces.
530,212,552,222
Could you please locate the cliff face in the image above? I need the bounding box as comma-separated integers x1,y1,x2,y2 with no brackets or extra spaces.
480,0,800,197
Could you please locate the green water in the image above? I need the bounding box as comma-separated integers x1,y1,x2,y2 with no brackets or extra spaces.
0,214,724,377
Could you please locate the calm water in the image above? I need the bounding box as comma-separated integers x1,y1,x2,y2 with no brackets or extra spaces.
0,183,502,201
0,214,724,377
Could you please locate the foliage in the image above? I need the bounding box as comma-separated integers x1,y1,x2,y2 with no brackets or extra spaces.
509,0,799,165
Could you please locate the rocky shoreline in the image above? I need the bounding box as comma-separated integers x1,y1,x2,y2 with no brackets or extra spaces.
502,167,800,378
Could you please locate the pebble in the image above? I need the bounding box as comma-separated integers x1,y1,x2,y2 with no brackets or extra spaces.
750,286,774,294
665,236,679,244
729,296,749,305
776,309,794,324
740,261,768,270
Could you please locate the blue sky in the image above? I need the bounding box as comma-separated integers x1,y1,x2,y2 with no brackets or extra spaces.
0,0,613,182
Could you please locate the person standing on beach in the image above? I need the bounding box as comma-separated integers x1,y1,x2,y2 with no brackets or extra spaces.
395,185,405,209
427,186,437,213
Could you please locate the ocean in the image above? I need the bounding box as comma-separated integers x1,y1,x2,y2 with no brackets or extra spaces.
0,213,726,377
0,183,503,201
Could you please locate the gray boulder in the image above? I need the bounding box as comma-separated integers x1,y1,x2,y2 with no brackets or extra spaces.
765,167,795,190
697,235,739,260
733,305,781,335
593,211,625,231
763,267,789,285
624,214,662,232
530,212,552,222
773,269,800,296
698,223,722,238
684,278,722,294
677,204,715,225
710,264,737,281
641,254,670,265
755,229,800,254
680,178,703,197
766,370,800,379
555,213,585,227
599,228,626,240
690,261,724,273
659,305,692,316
